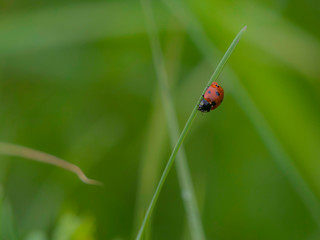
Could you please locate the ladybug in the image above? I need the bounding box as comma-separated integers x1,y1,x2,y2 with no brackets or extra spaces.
198,82,224,113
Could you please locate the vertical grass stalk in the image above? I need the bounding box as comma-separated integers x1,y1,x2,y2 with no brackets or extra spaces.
135,19,247,238
140,0,206,239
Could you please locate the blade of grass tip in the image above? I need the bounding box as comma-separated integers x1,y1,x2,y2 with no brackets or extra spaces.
135,26,246,240
140,0,206,239
0,142,102,186
163,0,320,228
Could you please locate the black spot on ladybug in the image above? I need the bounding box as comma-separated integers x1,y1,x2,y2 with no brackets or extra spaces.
216,91,220,96
211,101,216,106
208,91,211,94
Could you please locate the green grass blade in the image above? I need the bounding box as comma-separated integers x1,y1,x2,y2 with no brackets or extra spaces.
163,0,320,228
135,25,246,239
133,99,168,237
139,0,206,239
204,26,247,89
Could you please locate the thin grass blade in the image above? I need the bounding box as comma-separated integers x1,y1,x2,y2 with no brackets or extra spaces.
140,0,206,239
163,0,320,228
135,25,246,240
0,142,102,185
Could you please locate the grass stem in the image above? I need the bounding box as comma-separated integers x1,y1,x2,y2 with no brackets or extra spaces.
0,142,102,185
135,25,246,240
163,0,320,228
139,0,206,239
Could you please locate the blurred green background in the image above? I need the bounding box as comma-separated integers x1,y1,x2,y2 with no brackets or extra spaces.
0,0,320,239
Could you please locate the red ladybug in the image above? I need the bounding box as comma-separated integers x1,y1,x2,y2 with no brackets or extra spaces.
198,82,224,113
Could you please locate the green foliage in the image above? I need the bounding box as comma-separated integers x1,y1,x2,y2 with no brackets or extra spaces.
0,0,320,239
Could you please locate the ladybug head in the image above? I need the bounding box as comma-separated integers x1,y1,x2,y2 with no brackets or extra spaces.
198,99,211,113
